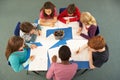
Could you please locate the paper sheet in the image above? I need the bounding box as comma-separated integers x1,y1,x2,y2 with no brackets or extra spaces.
48,47,61,63
66,40,89,61
29,46,48,71
48,40,89,64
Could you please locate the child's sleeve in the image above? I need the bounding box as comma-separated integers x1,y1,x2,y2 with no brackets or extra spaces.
22,58,31,68
25,43,32,48
46,63,55,79
8,56,24,72
36,24,41,30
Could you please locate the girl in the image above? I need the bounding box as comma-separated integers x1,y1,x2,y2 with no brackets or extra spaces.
77,12,99,39
5,36,35,72
46,45,78,80
39,1,57,27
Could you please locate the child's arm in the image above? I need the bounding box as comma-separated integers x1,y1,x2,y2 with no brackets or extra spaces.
88,50,96,69
23,55,35,68
25,43,37,49
39,19,55,27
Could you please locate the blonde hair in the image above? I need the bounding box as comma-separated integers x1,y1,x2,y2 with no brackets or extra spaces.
80,12,97,26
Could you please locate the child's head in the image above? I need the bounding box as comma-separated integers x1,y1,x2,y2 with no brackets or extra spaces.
88,35,106,51
41,1,55,18
80,12,97,26
20,22,35,34
5,36,24,60
67,4,76,16
59,45,71,61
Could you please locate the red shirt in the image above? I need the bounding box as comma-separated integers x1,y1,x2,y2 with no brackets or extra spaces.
58,7,81,24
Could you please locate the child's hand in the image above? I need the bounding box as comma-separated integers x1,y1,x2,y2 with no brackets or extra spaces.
29,55,35,61
52,55,57,63
30,44,37,49
89,64,96,69
66,19,70,24
38,30,41,36
49,23,55,27
76,48,80,54
76,27,82,35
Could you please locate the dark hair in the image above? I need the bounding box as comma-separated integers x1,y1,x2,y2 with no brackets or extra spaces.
88,35,106,50
67,4,76,14
20,22,35,33
5,36,24,60
40,1,55,19
59,45,71,61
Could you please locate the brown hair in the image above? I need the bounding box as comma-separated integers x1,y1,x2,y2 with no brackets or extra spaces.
67,4,76,14
20,22,35,33
88,35,106,50
59,45,71,61
5,36,24,60
41,1,55,19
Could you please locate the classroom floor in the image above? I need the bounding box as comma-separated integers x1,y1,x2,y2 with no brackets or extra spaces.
0,0,120,80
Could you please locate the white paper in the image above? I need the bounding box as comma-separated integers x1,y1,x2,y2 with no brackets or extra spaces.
39,34,59,49
48,47,61,64
29,46,48,71
66,40,89,61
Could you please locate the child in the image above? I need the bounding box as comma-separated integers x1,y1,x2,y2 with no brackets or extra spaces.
46,45,78,80
77,12,99,39
76,35,109,69
58,3,81,24
39,1,57,27
20,22,41,49
5,36,35,72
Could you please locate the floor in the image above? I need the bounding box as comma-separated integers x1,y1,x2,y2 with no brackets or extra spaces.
0,0,120,80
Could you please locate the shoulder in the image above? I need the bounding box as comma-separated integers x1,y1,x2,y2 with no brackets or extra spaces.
89,25,97,30
8,52,19,61
71,63,78,67
76,7,80,10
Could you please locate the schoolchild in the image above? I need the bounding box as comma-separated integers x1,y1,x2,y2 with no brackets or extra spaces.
77,12,99,39
5,36,35,72
46,45,78,80
58,3,81,24
39,1,57,27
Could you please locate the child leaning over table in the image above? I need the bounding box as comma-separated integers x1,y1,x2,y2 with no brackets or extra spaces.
20,21,41,49
77,12,99,39
58,3,81,24
39,1,57,27
5,36,35,72
46,45,78,80
76,35,109,69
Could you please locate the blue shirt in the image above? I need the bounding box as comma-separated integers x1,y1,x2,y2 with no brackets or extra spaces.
8,48,28,72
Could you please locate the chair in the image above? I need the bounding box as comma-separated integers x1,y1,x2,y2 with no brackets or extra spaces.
14,22,21,36
95,26,100,35
59,8,66,14
34,18,39,24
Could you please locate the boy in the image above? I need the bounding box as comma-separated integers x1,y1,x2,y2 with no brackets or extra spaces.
20,22,41,49
58,3,81,24
76,35,109,69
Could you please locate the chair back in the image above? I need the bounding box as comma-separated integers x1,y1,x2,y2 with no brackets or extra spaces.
8,61,11,66
14,22,21,36
34,18,39,24
59,8,66,14
95,26,100,35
